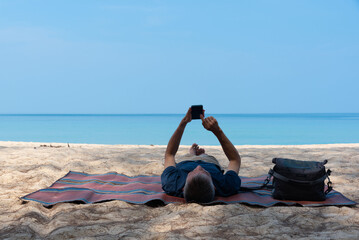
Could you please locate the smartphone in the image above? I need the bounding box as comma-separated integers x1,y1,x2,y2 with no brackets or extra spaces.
191,105,203,120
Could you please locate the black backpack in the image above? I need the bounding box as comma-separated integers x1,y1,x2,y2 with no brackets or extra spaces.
270,158,333,201
240,158,333,201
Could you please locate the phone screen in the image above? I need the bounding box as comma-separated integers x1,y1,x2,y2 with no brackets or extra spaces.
191,105,203,119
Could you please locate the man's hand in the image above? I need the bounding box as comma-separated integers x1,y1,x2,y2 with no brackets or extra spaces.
200,115,221,135
181,107,192,125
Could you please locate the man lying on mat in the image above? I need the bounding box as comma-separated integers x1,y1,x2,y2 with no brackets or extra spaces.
161,108,241,203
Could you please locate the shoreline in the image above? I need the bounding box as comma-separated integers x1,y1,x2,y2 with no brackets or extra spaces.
2,140,359,148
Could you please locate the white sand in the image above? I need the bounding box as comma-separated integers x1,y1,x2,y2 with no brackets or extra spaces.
1,141,358,239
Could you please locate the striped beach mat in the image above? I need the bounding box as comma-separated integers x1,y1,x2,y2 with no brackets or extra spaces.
21,171,357,207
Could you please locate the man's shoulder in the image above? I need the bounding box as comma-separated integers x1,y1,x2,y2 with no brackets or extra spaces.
161,166,177,175
212,170,241,197
161,165,186,198
224,170,240,177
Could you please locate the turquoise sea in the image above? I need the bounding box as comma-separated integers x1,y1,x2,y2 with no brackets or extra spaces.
0,114,358,145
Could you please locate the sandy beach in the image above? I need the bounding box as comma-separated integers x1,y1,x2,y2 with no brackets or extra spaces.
0,141,358,239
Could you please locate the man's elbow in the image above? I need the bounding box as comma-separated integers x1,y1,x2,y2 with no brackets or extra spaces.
234,156,241,169
233,151,241,163
165,151,175,158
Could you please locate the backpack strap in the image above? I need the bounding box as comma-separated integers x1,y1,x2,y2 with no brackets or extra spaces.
239,170,274,191
272,169,333,195
325,169,333,195
271,170,328,185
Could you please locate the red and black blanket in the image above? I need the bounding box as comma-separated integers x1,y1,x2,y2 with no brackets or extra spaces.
22,171,356,207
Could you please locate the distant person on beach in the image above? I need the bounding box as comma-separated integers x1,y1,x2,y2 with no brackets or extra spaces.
161,108,241,203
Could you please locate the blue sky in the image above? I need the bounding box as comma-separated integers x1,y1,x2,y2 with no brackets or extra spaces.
1,0,358,114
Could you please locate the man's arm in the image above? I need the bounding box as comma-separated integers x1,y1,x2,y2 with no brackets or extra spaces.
201,115,241,174
164,108,192,169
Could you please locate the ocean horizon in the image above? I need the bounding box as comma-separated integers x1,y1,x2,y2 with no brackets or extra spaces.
1,113,358,146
